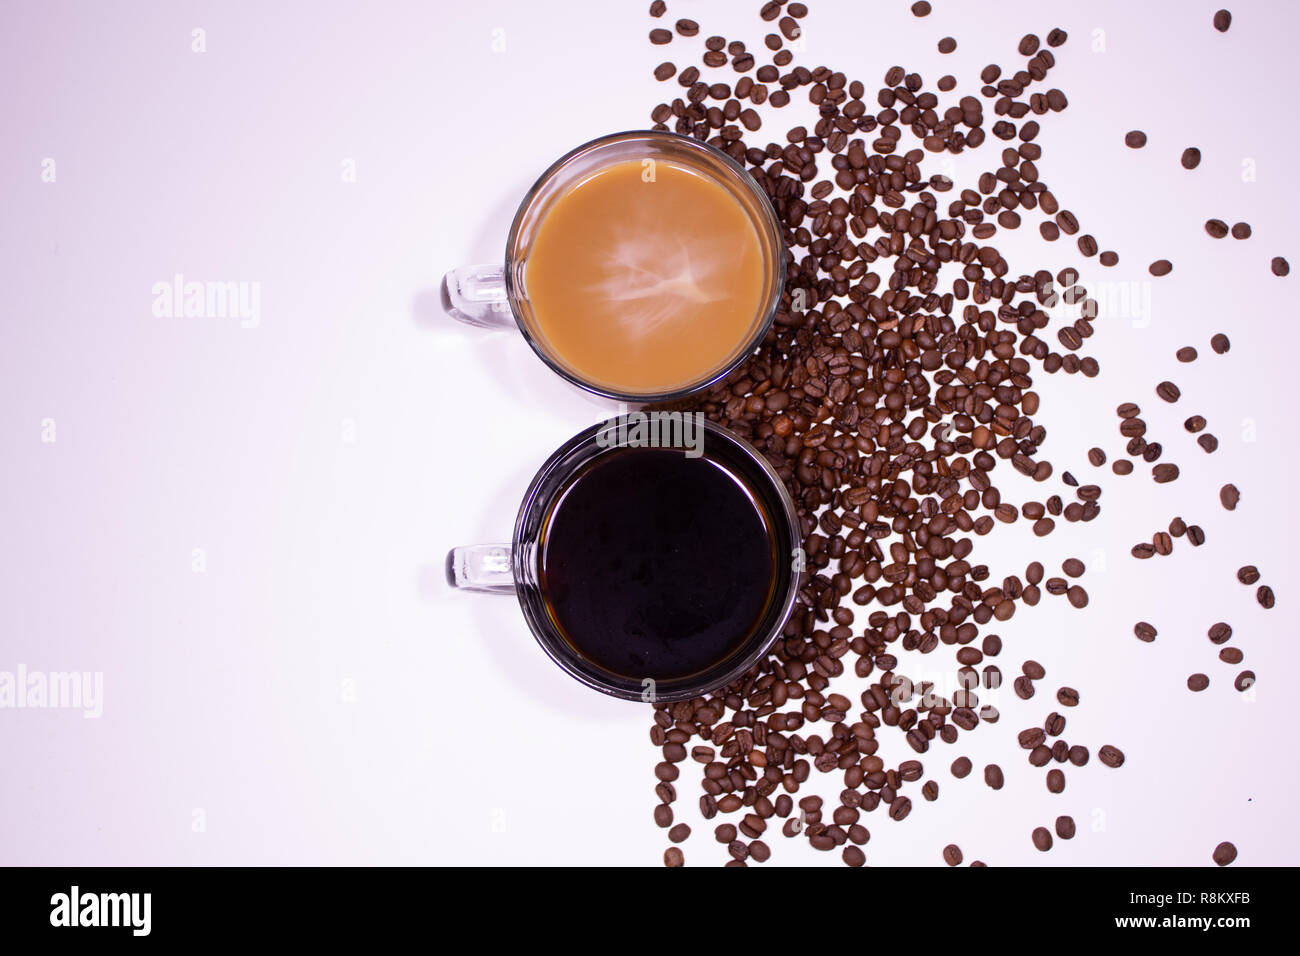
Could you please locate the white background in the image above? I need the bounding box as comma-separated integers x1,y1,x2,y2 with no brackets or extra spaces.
1,0,1296,865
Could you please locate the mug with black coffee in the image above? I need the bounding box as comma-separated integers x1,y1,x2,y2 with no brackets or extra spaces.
446,418,802,701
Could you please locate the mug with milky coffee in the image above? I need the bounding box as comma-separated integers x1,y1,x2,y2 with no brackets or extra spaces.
444,130,785,403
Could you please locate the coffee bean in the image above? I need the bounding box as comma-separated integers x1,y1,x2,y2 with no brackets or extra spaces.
650,28,673,45
668,823,691,843
1155,381,1180,403
910,1,931,15
1153,463,1180,483
1098,745,1125,768
1176,346,1198,362
1211,333,1231,353
654,804,673,827
1205,219,1229,238
943,843,963,866
1273,256,1290,276
664,846,684,866
1198,434,1219,453
1188,525,1206,546
1046,769,1065,793
952,756,972,778
1234,670,1255,692
843,845,866,867
1181,147,1202,169
1257,585,1275,609
1187,673,1209,692
649,0,666,16
937,37,957,54
1047,28,1068,47
1184,415,1206,433
1208,622,1233,644
1237,565,1259,584
1088,447,1106,466
983,764,1004,790
1148,259,1173,276
1032,826,1053,851
1219,483,1240,510
1068,745,1089,766
1113,460,1133,475
675,19,699,37
1055,815,1076,839
1067,586,1089,608
889,796,912,820
1057,687,1079,707
1231,221,1251,239
1170,516,1187,536
1062,558,1085,577
1124,130,1146,149
1212,840,1237,866
1213,10,1232,32
1219,647,1244,664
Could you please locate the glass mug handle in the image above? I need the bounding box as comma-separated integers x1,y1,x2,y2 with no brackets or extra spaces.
446,544,515,594
443,265,514,329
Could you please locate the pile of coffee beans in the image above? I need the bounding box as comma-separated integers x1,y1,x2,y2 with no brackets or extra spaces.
644,0,1267,866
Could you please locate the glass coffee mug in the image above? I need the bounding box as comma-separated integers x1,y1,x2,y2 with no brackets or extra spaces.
443,130,786,404
447,418,802,701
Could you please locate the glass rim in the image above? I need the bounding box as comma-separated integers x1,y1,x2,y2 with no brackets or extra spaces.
502,129,787,405
510,418,802,702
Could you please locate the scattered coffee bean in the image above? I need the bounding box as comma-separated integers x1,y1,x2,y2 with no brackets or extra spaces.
1205,219,1229,238
1056,815,1076,839
1234,671,1255,692
1212,841,1237,866
1237,565,1259,585
1219,484,1240,510
1153,463,1180,483
1198,434,1219,453
1181,147,1201,169
952,756,973,778
1187,673,1209,692
910,0,931,15
669,823,691,843
1219,647,1244,664
664,846,684,867
1135,621,1157,642
1213,10,1232,32
1099,745,1125,768
1156,381,1181,403
1257,585,1275,609
937,37,957,53
1273,256,1290,276
1032,826,1053,851
984,764,1005,790
1231,221,1251,239
1124,130,1147,149
1149,259,1173,276
1211,333,1231,353
943,843,963,866
650,28,673,45
1208,622,1233,645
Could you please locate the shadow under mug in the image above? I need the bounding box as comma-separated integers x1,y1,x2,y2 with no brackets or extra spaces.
447,419,802,702
442,130,786,405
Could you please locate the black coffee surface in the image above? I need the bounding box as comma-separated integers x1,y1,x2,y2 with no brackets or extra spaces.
540,447,776,681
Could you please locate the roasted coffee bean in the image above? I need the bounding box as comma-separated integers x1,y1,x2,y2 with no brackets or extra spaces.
1057,687,1079,707
1273,256,1291,276
984,764,1004,790
1208,622,1233,645
1257,585,1275,609
1153,463,1180,483
1098,745,1125,768
675,18,699,36
1231,221,1251,239
1237,565,1259,585
1198,434,1219,453
1113,460,1133,476
843,845,866,867
1088,447,1107,466
649,0,666,16
1176,346,1198,362
911,1,932,15
1046,769,1065,793
1135,621,1157,642
1219,647,1244,665
1212,840,1237,865
1124,130,1146,149
1205,218,1229,238
1148,259,1173,276
1213,9,1232,32
1214,483,1240,511
1211,333,1231,353
1056,815,1076,839
1188,525,1206,546
654,804,674,827
1067,586,1089,608
1068,745,1089,766
663,846,684,867
1234,670,1255,692
1155,381,1180,403
951,756,973,778
668,823,691,843
937,36,957,53
650,28,673,45
1032,826,1053,851
1062,558,1085,577
943,843,963,866
1181,147,1202,169
1187,673,1210,692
